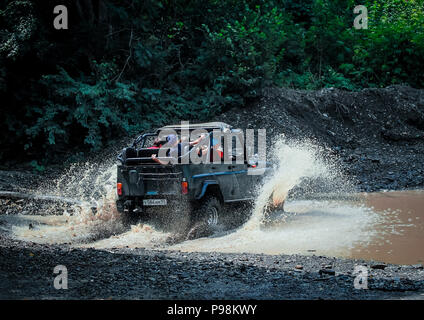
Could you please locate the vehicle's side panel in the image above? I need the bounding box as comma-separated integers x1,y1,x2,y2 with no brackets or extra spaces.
231,163,254,200
196,180,219,199
190,164,240,201
233,164,267,200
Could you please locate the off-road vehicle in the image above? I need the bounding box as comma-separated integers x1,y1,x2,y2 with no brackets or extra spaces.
116,122,267,235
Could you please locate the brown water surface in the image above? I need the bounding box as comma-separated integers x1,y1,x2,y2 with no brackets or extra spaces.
350,190,424,265
2,189,423,266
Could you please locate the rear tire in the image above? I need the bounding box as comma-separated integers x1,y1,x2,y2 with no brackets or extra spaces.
198,195,222,228
186,196,222,240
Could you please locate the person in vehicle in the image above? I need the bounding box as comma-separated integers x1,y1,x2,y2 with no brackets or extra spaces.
151,133,208,165
211,138,223,160
148,137,162,149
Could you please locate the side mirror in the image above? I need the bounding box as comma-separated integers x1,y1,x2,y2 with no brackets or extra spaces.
247,153,259,167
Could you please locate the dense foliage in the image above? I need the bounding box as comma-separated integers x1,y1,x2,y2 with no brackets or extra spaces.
0,0,423,165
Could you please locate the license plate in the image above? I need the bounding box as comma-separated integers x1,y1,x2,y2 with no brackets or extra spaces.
143,199,167,206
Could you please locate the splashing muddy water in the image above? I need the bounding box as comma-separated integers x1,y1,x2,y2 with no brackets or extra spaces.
1,138,423,265
164,136,375,257
1,160,127,244
245,137,353,229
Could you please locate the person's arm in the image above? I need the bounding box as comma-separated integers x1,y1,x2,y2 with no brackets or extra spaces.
189,133,208,146
151,154,168,165
196,144,209,157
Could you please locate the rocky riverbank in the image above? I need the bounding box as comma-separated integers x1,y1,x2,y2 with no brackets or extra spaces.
0,233,423,300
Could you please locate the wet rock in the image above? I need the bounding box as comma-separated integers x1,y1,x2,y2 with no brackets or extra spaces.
371,264,387,270
371,158,380,163
319,269,336,276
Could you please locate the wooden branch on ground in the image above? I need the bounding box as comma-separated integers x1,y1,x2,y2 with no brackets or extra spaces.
0,191,95,208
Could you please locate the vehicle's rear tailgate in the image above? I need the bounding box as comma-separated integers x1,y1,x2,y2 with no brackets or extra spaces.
117,165,183,197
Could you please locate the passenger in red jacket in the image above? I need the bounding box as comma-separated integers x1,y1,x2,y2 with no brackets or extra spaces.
148,137,162,149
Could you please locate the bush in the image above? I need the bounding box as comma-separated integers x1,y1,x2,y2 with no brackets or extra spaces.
26,63,139,152
351,0,424,88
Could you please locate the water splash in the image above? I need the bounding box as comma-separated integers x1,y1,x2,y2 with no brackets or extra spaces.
46,160,117,206
169,199,381,257
80,222,171,249
4,161,114,242
50,160,126,240
245,135,354,229
1,157,173,246
168,136,384,257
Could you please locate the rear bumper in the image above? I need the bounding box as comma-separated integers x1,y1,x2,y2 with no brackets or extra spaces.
116,196,190,214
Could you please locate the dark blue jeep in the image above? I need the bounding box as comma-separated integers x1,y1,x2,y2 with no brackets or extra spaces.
116,122,267,235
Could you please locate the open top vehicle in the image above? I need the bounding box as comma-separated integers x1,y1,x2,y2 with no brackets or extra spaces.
116,122,268,237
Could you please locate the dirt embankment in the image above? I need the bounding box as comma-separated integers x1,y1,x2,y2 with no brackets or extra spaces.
218,85,424,192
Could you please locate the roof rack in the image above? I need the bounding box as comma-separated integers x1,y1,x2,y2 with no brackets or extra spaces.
157,122,231,132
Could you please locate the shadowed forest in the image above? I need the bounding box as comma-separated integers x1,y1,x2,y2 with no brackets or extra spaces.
1,0,423,166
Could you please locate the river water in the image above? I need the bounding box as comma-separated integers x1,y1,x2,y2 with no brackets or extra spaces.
351,190,424,265
1,190,422,265
1,138,423,265
165,190,424,265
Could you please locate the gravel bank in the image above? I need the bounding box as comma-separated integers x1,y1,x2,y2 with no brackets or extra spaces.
1,233,423,300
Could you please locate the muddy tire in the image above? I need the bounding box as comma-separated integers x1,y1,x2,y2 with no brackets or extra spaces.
198,195,222,227
186,196,222,240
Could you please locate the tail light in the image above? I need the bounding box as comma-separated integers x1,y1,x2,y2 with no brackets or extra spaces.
181,179,188,195
117,183,122,196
